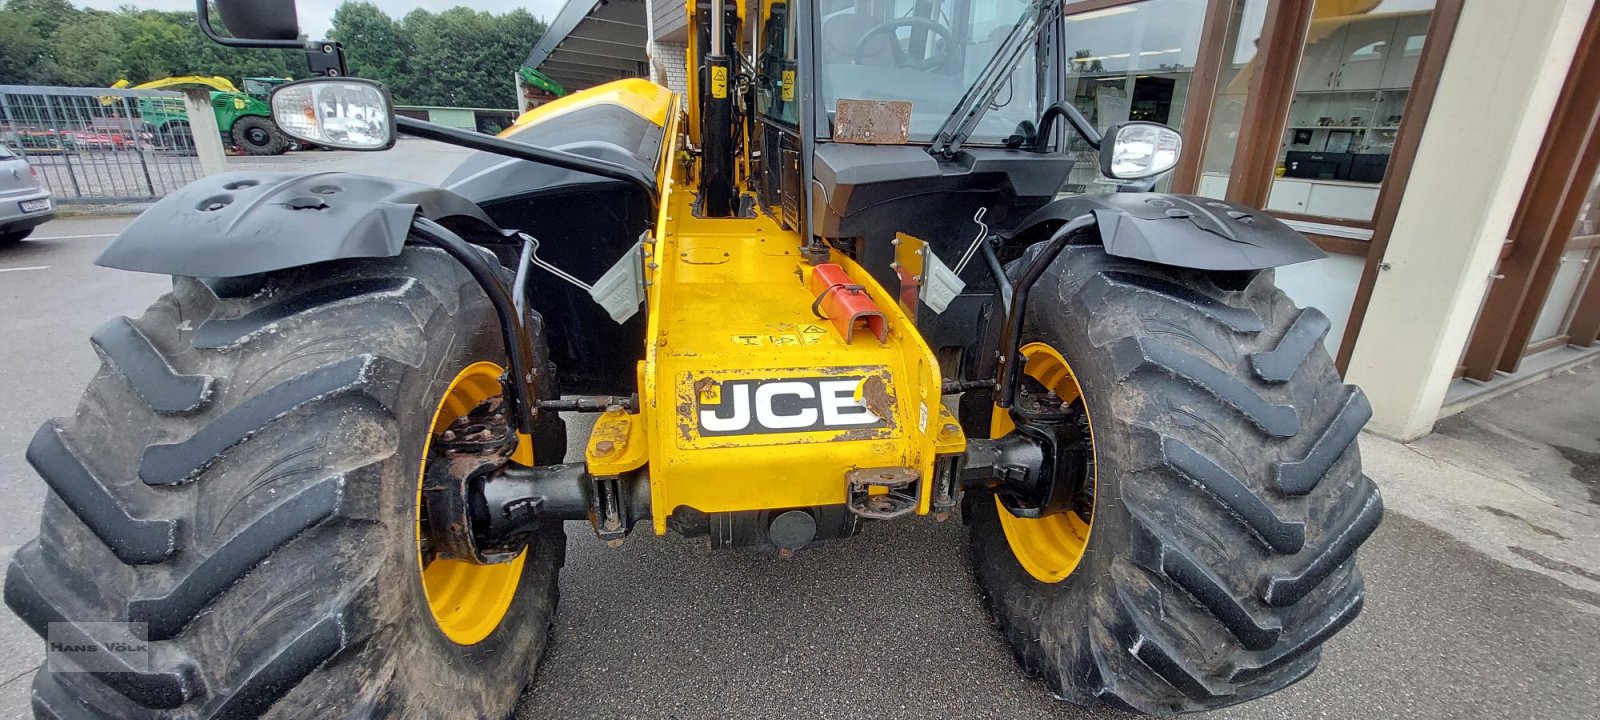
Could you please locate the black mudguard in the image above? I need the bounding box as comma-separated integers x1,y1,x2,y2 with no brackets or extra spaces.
96,171,501,278
1015,193,1325,271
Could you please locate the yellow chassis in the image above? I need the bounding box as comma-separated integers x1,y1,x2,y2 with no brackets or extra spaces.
529,81,968,534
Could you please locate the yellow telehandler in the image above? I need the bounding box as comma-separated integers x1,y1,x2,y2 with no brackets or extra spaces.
5,0,1380,716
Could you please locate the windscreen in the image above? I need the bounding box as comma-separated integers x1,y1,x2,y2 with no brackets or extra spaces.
818,0,1041,145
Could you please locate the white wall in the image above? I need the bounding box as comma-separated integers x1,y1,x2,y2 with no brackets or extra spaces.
1344,0,1598,441
1275,253,1367,357
650,42,691,96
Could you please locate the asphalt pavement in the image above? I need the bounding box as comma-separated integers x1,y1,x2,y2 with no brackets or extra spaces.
0,143,1595,719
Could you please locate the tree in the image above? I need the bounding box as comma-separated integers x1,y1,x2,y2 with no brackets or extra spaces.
0,1,542,110
0,10,57,84
51,10,126,87
400,6,546,108
5,0,77,36
330,2,410,99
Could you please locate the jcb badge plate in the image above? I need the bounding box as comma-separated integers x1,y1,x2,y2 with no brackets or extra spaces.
677,367,900,448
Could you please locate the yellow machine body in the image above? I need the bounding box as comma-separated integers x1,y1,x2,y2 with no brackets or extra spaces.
508,74,967,535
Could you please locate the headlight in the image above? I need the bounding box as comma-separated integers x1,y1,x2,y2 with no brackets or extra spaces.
1100,122,1183,180
270,78,395,151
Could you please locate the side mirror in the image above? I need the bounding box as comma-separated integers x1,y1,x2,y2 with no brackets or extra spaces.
1100,122,1183,181
270,78,395,151
213,0,300,41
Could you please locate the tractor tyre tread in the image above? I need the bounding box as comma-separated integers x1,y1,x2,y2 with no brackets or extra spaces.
5,247,563,718
965,245,1380,715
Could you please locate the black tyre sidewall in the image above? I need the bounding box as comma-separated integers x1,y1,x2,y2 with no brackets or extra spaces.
232,116,287,155
963,248,1132,693
964,243,1374,713
372,335,564,716
275,255,562,718
162,121,194,153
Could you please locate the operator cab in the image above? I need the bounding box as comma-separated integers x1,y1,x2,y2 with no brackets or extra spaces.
693,0,1081,348
744,0,1072,253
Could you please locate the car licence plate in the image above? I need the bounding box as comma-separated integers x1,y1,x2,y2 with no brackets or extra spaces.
18,198,50,213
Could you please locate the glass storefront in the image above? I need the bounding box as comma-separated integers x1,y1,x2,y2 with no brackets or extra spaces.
1528,170,1600,346
1057,0,1209,193
1195,0,1271,200
1266,0,1437,222
1048,0,1447,225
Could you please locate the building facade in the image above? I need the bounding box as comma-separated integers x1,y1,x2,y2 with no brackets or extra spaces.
532,0,1600,441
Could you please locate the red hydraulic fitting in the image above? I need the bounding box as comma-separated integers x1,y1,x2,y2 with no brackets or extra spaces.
809,263,888,344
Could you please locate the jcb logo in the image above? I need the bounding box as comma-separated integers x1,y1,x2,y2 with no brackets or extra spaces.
697,377,886,436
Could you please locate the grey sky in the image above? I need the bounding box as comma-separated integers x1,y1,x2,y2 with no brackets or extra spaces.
76,1,569,39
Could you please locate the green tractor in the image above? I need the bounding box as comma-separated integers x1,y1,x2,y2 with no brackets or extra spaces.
116,75,293,155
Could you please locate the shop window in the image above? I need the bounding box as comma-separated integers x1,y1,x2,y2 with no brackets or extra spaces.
1195,0,1271,200
1057,0,1210,194
1269,0,1437,223
1528,170,1600,347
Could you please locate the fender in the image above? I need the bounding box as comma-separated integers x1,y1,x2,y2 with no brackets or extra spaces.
96,171,502,278
1014,192,1325,271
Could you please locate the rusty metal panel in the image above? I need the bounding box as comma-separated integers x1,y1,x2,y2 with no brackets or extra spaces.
893,232,926,316
833,99,911,145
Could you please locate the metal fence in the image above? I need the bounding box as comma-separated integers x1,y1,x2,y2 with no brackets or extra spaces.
0,85,211,204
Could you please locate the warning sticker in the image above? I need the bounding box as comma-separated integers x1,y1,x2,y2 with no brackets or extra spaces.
800,324,829,345
781,70,795,102
711,66,729,99
732,334,763,346
768,334,799,346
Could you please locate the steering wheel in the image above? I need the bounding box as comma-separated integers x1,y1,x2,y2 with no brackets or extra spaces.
853,17,957,71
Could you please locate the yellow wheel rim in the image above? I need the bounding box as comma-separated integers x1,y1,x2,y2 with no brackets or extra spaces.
416,361,526,646
991,343,1097,584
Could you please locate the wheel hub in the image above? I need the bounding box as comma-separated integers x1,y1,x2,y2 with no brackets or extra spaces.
988,343,1097,584
415,361,525,646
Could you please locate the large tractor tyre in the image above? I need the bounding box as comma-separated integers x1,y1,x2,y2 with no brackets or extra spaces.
231,116,289,156
5,247,565,718
962,245,1381,714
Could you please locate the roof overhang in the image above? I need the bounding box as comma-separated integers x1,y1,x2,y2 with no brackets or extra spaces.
525,0,650,93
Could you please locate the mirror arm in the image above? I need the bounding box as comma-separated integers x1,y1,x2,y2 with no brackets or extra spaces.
394,116,659,211
1034,101,1101,153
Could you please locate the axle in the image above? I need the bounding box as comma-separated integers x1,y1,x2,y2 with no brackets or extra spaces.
423,459,652,564
424,417,1088,564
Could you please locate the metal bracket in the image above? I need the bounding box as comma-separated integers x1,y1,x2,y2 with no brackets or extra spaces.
519,232,644,323
919,246,965,314
846,467,918,520
892,232,966,315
